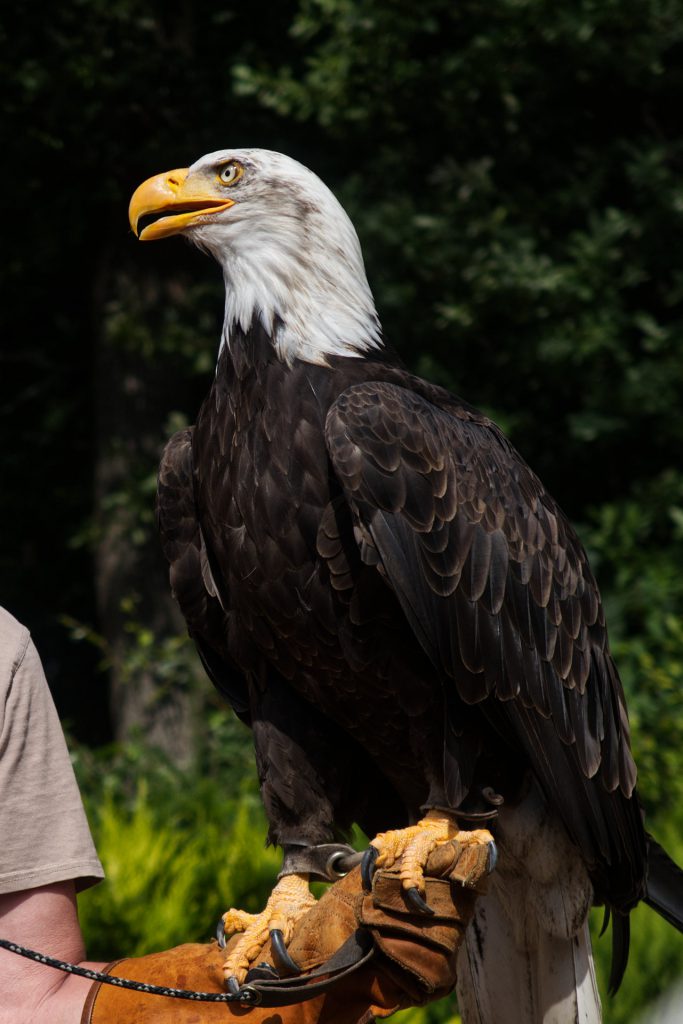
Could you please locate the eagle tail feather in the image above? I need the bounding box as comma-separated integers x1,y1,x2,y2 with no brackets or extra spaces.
608,913,629,995
644,834,683,933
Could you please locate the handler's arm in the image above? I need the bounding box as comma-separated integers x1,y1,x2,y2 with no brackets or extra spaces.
0,609,105,1024
1,842,488,1024
0,882,106,1024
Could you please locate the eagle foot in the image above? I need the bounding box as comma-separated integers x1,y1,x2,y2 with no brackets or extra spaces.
220,872,316,987
362,810,495,910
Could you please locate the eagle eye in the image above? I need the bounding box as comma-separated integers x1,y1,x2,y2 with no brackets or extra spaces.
218,161,243,187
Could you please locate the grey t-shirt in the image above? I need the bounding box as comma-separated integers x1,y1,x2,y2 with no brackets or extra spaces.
0,606,104,894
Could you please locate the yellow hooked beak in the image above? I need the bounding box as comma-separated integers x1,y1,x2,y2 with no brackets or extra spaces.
128,168,235,241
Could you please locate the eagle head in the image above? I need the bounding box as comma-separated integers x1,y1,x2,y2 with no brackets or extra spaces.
129,149,382,365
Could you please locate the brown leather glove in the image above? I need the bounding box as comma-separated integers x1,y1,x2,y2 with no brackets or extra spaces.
82,838,490,1024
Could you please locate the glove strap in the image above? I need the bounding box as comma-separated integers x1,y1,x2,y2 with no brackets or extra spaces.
78,932,375,1015
80,960,124,1024
238,928,375,1007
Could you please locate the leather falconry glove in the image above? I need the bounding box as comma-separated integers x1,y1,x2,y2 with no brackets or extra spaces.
81,837,491,1024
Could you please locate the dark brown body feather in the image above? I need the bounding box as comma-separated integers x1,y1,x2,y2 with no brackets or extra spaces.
157,321,646,945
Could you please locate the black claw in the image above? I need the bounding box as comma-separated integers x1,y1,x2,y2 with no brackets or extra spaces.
270,928,300,974
405,886,435,916
226,976,241,996
215,916,226,949
487,840,498,874
361,846,379,891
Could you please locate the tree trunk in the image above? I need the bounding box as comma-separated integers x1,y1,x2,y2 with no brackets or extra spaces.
92,254,206,766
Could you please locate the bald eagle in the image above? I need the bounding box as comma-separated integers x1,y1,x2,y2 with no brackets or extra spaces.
129,149,683,1022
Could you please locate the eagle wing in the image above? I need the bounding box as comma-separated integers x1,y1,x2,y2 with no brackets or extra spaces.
157,427,250,719
325,380,644,905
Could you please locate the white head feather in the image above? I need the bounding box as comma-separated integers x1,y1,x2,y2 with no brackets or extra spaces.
184,149,383,366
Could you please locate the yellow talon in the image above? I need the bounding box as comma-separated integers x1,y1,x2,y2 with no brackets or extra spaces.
371,810,493,894
221,872,316,985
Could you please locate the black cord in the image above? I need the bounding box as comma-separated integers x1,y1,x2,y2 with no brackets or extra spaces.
0,937,253,1003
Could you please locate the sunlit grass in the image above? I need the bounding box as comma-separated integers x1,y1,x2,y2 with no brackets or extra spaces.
78,778,280,960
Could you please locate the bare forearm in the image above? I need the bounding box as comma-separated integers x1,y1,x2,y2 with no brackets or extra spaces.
29,962,107,1024
0,882,103,1024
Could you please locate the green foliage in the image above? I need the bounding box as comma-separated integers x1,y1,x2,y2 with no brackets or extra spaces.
584,471,683,816
394,1006,460,1024
71,695,258,819
103,276,220,372
73,719,275,959
78,784,279,959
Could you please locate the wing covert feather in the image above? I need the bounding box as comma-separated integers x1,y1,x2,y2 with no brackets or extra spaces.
325,381,636,805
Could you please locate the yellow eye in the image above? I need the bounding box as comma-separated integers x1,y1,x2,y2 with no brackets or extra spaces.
218,161,243,186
